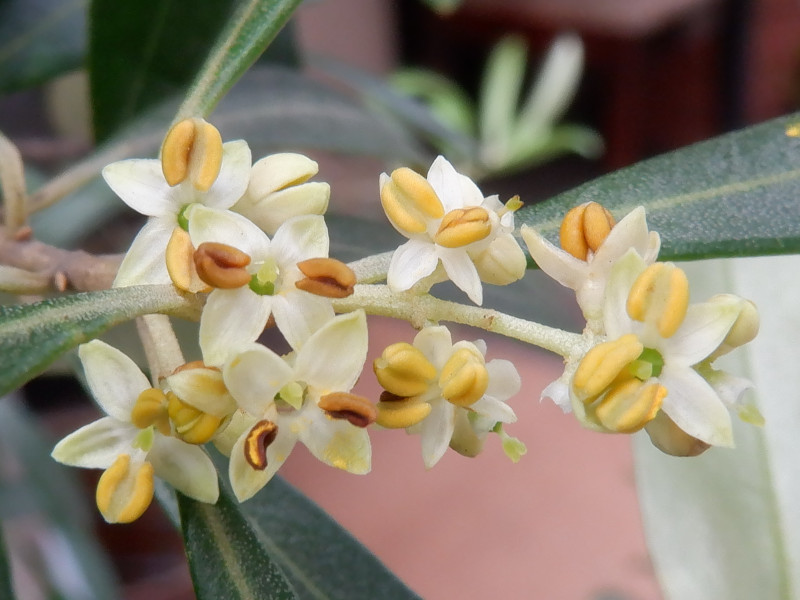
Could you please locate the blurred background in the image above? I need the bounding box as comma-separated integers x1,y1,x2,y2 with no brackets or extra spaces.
2,0,800,598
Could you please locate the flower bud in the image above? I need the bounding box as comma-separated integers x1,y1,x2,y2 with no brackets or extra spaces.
374,343,437,397
626,262,689,338
318,392,377,428
707,295,759,360
469,233,527,285
376,394,432,429
572,334,644,402
131,388,171,436
193,242,252,289
161,118,223,191
380,168,444,234
439,346,489,407
644,411,710,457
559,202,615,260
434,207,492,248
96,454,154,523
295,257,356,298
235,153,330,235
595,379,666,433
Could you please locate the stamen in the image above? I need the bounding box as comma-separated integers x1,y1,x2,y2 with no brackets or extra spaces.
434,207,492,248
559,202,615,260
498,195,523,217
380,168,444,233
193,242,252,289
572,334,644,402
626,262,689,338
595,379,666,433
376,396,432,429
374,342,437,397
439,347,489,407
295,257,356,298
131,388,171,436
96,454,155,523
244,420,279,470
166,228,212,293
167,392,224,445
318,392,378,428
161,118,223,191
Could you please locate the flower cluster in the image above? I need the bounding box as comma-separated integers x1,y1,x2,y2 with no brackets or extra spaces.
52,117,759,524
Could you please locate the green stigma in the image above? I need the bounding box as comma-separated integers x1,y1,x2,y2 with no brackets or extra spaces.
630,347,664,380
278,381,305,410
249,259,279,296
177,204,192,231
133,426,155,452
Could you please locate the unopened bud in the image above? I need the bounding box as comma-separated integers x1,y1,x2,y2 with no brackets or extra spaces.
374,343,437,397
439,346,489,407
161,118,223,191
295,257,356,298
318,392,377,428
244,420,279,470
595,379,666,433
572,334,644,402
380,168,444,234
96,454,154,523
166,227,212,293
167,392,225,445
469,233,527,285
626,262,689,338
434,207,491,248
644,411,710,457
559,202,615,260
376,393,432,429
131,388,171,436
193,242,251,289
707,295,759,360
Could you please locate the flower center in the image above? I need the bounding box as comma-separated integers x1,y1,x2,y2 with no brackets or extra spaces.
629,347,665,380
249,258,279,296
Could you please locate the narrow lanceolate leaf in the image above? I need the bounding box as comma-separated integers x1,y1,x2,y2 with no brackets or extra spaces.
0,285,201,396
176,0,303,120
178,489,296,600
634,256,800,600
519,112,800,261
0,0,85,93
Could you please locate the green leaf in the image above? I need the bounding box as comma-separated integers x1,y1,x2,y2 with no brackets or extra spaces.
518,112,800,261
178,489,296,600
634,255,800,599
89,0,240,140
0,0,85,93
0,523,14,600
0,285,200,396
176,0,303,120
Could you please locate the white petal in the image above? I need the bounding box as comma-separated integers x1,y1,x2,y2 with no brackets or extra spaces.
113,218,174,287
661,298,740,365
187,205,270,258
520,225,587,289
201,141,252,209
51,417,136,469
148,436,218,503
485,359,522,401
471,396,516,424
165,368,237,417
702,368,755,409
199,288,272,367
594,206,650,266
102,159,177,217
79,340,150,421
271,215,329,266
223,344,294,416
419,400,455,468
387,240,439,292
541,377,571,412
602,249,647,338
299,405,371,474
294,310,368,392
659,365,733,447
271,292,334,352
439,247,483,305
413,326,453,370
427,155,483,211
229,428,295,502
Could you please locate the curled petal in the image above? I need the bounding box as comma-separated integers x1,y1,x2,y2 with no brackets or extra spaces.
661,298,741,366
387,239,439,293
166,368,236,417
520,225,587,290
485,359,522,401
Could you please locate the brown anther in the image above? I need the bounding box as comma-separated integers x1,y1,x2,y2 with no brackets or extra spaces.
434,206,492,248
318,392,378,428
559,202,616,261
13,225,32,241
193,242,251,289
244,420,279,470
53,271,68,292
379,390,407,403
295,257,356,298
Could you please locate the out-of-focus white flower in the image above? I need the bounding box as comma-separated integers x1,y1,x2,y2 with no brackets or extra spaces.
380,156,526,305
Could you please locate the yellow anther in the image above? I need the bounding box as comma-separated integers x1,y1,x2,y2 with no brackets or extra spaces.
131,388,171,436
572,334,644,402
595,379,666,433
645,411,710,457
96,454,155,523
439,346,489,407
244,420,279,470
559,202,616,261
167,391,225,445
294,257,356,298
193,242,252,289
380,168,444,233
786,124,800,137
165,227,212,293
376,394,432,429
434,207,492,248
626,262,689,338
318,392,378,428
161,118,223,191
374,343,437,397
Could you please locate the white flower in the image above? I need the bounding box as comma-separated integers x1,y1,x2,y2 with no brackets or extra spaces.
187,204,335,365
51,340,218,522
104,140,251,287
222,311,372,501
381,155,525,305
521,206,660,328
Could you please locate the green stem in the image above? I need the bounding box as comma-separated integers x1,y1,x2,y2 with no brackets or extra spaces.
333,283,583,357
348,251,391,284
